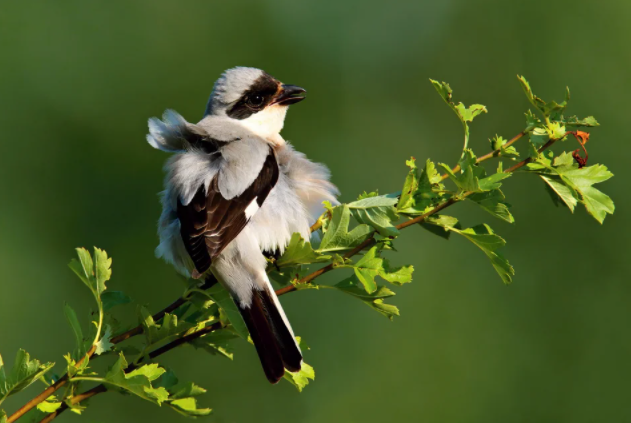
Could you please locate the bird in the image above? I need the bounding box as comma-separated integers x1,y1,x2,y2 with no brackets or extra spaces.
146,67,339,383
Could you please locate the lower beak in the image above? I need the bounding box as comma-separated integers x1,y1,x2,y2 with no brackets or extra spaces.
271,84,307,106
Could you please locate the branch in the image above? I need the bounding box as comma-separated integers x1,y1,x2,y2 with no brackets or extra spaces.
8,278,217,423
278,129,557,295
38,322,224,423
32,129,558,423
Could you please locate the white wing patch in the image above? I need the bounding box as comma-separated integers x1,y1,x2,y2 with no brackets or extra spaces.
245,197,260,219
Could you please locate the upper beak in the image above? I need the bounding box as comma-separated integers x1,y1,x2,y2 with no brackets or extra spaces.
271,84,307,106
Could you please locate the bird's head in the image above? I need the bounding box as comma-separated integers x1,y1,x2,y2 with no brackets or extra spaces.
204,67,306,139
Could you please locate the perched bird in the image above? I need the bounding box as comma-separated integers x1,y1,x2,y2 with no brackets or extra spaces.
146,67,339,383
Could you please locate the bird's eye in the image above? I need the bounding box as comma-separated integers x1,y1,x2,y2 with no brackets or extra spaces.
247,94,264,108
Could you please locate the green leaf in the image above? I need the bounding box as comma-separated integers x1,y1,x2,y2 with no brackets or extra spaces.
421,215,460,240
317,205,372,253
430,79,487,155
276,233,331,268
0,410,6,423
36,396,62,413
347,194,400,237
95,325,114,355
541,175,577,212
283,362,315,393
0,350,55,405
432,220,514,284
68,247,111,302
553,151,575,167
468,190,515,223
160,374,211,416
478,172,512,191
525,110,541,129
190,329,238,360
169,382,207,400
529,159,615,223
99,353,169,405
530,127,549,146
139,308,194,347
518,75,568,119
397,159,443,216
398,158,419,211
454,224,514,284
93,247,112,295
64,303,86,361
348,247,413,293
168,397,212,417
326,276,400,320
207,284,249,339
564,115,599,127
101,291,131,311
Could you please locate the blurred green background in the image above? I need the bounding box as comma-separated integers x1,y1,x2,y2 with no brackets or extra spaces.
1,0,629,422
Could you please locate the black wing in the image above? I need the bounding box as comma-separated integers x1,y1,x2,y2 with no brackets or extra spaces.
177,148,279,275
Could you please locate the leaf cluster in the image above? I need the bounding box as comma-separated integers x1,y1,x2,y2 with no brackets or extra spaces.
1,75,615,423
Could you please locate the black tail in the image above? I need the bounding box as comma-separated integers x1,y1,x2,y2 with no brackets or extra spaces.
238,286,302,383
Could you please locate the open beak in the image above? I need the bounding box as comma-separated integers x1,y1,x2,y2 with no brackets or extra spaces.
271,84,306,106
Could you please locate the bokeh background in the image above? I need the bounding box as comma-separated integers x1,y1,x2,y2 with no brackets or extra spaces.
1,1,629,422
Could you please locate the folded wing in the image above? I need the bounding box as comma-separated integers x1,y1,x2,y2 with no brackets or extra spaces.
177,148,279,275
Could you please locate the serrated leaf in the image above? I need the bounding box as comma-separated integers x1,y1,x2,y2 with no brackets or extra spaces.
454,224,513,284
421,215,460,240
541,175,577,211
398,159,443,216
478,172,512,191
95,353,169,405
68,247,111,304
348,247,413,293
518,75,568,119
156,368,179,390
101,291,131,311
283,362,315,392
326,276,399,320
276,233,331,268
432,220,514,284
169,382,207,400
95,325,114,355
564,115,599,127
36,396,62,413
190,329,238,360
430,79,487,156
553,152,575,168
93,247,112,295
168,397,212,417
139,308,194,347
529,159,614,223
317,205,372,253
398,158,419,211
0,350,55,405
347,194,400,237
206,284,249,339
468,190,515,223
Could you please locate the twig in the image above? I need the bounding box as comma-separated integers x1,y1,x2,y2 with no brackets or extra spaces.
439,131,526,181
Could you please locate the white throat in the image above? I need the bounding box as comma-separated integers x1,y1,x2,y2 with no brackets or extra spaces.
238,105,288,146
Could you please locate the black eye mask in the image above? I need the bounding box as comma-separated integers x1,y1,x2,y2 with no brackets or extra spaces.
227,74,279,120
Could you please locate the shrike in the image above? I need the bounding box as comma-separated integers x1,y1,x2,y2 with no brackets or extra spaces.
146,67,339,383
